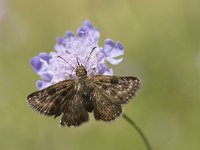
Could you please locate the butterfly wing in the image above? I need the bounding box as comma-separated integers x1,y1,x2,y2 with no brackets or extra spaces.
92,89,122,121
89,75,140,105
89,75,140,121
60,93,89,127
27,79,89,127
27,80,75,118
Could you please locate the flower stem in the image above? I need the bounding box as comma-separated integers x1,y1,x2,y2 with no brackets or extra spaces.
123,113,152,150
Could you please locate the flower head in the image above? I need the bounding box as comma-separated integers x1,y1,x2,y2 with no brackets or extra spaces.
30,20,124,90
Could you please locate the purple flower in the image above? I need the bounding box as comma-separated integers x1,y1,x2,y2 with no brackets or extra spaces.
30,20,124,90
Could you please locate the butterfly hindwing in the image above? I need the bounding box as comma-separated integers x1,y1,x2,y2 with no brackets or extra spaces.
93,89,122,121
60,93,89,127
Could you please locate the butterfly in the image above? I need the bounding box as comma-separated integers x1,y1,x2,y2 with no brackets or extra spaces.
27,64,140,127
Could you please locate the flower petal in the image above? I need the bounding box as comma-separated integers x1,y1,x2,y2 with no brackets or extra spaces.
103,68,113,75
89,28,100,43
77,26,87,38
39,52,51,62
97,50,105,62
77,20,100,44
66,31,75,37
102,39,124,65
30,56,42,72
40,72,53,82
106,57,123,65
83,20,93,29
103,39,115,56
109,41,124,58
54,37,66,52
36,80,51,90
98,63,113,75
36,80,43,89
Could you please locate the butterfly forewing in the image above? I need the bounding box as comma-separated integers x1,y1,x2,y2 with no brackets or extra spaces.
27,80,75,117
89,75,140,105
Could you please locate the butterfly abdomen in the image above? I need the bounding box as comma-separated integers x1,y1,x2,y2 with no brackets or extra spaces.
76,78,95,113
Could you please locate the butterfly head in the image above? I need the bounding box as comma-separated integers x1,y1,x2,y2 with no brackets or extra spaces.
76,65,87,77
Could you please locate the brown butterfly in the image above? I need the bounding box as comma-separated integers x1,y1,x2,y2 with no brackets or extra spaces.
27,65,140,127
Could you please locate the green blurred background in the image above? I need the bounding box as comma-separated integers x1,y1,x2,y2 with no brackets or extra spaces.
0,0,200,150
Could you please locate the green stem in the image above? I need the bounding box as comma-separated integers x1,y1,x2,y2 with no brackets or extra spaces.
123,114,152,150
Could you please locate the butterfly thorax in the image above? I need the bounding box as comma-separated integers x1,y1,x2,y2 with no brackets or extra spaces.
75,66,94,112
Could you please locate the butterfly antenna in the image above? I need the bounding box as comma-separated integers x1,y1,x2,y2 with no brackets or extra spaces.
76,57,82,66
86,47,96,63
57,56,75,70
